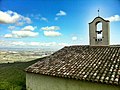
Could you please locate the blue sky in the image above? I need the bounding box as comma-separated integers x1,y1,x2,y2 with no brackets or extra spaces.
0,0,120,48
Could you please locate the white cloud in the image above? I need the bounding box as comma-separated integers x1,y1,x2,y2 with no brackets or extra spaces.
11,31,38,38
0,41,27,46
4,34,13,38
29,42,40,46
56,10,67,16
0,41,68,47
37,42,68,47
32,14,48,22
40,17,48,22
11,41,26,46
4,25,38,38
55,17,59,21
23,17,32,24
44,31,61,37
72,36,77,41
15,22,24,26
0,10,32,25
58,43,68,46
0,10,20,24
21,25,37,31
106,15,120,22
8,26,16,30
41,26,60,31
28,42,68,47
41,26,61,37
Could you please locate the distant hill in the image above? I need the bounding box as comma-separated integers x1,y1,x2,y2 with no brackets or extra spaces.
0,57,44,90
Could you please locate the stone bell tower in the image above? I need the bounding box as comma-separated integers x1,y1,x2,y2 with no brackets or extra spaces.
89,14,110,46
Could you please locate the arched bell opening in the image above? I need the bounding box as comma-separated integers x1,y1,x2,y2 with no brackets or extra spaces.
95,22,102,42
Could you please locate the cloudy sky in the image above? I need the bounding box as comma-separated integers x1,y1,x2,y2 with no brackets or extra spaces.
0,0,120,48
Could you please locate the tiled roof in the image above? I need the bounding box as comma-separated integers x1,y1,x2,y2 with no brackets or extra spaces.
26,45,120,85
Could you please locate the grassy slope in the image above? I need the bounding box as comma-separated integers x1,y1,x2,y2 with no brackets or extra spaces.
0,58,42,90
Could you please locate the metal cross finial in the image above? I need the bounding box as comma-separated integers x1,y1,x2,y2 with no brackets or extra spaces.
98,8,100,17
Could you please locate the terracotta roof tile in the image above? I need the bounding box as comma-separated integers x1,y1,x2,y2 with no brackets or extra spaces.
26,45,120,85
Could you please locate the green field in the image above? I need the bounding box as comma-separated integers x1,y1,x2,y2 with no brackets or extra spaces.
0,58,42,90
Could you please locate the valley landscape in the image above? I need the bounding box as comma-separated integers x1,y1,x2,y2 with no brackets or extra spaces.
0,48,55,89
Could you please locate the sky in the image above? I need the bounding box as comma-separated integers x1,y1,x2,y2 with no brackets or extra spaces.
0,0,120,48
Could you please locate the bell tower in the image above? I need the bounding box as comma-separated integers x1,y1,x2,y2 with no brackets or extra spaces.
89,13,110,46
